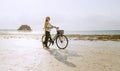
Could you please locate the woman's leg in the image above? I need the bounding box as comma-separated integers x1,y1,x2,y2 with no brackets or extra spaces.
44,31,50,47
49,33,54,45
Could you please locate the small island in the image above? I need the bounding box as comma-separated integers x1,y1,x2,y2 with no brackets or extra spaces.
17,24,32,32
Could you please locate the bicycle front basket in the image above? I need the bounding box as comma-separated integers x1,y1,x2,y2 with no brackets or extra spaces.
57,30,64,35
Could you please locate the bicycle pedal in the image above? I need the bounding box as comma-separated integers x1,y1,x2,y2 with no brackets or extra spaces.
52,41,54,45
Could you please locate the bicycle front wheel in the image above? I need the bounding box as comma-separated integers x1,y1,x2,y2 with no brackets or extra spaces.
56,35,68,49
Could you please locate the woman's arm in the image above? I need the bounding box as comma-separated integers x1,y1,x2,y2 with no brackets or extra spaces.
47,23,56,29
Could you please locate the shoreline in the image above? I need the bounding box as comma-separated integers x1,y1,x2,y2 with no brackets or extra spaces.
0,34,120,41
66,34,120,41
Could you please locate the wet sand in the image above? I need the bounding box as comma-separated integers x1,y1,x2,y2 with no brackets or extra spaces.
0,35,120,71
66,34,120,41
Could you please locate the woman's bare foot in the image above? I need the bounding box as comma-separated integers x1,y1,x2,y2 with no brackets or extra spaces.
46,46,50,49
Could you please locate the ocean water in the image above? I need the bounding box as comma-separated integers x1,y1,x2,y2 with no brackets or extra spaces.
65,30,120,35
0,29,120,35
0,29,41,34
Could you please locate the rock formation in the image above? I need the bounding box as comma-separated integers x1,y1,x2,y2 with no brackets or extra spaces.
17,25,32,31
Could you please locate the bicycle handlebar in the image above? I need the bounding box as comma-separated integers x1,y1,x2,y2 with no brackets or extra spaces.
56,27,59,29
55,27,59,31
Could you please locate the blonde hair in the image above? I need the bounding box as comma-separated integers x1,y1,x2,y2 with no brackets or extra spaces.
44,16,50,32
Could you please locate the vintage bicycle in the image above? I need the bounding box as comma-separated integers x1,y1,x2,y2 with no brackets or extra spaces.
42,28,68,49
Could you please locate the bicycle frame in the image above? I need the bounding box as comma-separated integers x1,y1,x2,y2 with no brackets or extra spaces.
51,32,61,42
42,28,68,49
50,29,63,43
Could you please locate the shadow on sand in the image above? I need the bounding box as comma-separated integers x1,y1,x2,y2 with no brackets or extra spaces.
46,48,80,67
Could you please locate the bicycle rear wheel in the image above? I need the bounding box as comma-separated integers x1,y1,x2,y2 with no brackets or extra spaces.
42,35,51,47
56,35,68,49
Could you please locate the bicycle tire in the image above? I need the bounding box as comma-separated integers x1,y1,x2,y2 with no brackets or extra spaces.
56,35,68,49
42,35,51,47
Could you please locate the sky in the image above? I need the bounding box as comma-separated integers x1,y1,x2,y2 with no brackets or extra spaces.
0,0,120,31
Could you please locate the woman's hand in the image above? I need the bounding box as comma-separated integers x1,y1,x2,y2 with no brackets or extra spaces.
55,27,59,29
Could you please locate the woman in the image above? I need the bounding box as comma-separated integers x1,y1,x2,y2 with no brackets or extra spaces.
43,16,57,48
